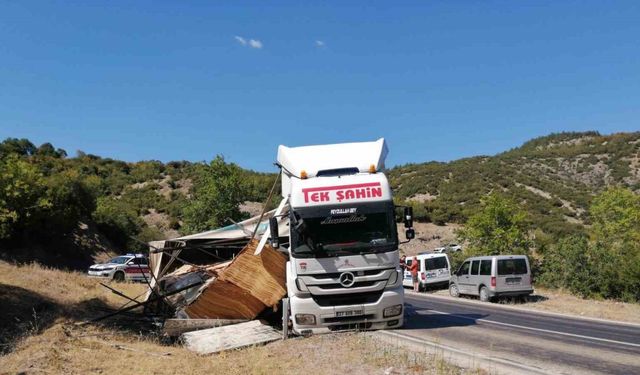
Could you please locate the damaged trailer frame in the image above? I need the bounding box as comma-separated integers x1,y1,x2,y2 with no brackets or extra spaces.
144,207,291,322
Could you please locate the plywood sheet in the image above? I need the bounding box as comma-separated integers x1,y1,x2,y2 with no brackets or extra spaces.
182,320,281,354
163,318,247,336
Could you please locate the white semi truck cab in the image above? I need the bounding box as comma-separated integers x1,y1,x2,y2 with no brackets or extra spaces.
270,138,414,335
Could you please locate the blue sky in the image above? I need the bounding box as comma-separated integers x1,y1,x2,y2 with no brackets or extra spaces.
1,1,639,171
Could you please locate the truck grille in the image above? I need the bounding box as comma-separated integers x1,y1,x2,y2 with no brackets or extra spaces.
309,268,393,279
316,281,379,289
311,291,383,307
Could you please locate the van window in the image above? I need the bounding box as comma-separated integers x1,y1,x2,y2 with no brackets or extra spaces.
471,260,479,275
406,259,412,267
497,259,528,275
480,260,491,275
425,257,448,270
458,261,470,276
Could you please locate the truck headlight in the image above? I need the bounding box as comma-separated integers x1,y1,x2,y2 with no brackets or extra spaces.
386,270,399,286
295,314,316,325
383,304,403,318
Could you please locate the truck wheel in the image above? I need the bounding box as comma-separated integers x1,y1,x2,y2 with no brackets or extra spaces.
479,286,490,302
113,271,125,282
449,284,459,298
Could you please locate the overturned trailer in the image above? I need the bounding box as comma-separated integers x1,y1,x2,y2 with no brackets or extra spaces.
146,211,290,320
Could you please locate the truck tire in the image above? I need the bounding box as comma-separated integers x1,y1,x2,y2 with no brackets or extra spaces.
479,286,490,302
449,283,459,298
113,271,125,282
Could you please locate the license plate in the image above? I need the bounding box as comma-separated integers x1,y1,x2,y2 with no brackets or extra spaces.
506,277,521,284
336,310,363,317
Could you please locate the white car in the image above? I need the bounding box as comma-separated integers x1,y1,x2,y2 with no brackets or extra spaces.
88,254,151,282
434,244,462,253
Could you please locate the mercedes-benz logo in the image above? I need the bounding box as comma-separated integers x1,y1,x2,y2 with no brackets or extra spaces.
339,272,355,288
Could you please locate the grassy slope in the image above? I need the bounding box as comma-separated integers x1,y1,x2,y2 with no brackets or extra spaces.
389,131,640,237
0,261,473,375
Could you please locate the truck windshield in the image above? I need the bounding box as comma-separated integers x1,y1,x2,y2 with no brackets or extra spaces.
291,203,397,258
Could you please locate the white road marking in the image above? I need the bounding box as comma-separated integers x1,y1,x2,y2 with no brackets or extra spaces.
419,309,640,349
405,291,640,328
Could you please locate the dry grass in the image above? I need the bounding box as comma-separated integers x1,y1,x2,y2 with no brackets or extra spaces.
0,261,470,374
515,287,640,324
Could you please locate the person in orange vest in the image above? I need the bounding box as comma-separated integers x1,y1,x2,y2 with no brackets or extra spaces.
409,256,419,292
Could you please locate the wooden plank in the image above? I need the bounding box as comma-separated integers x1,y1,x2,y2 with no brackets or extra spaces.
182,320,281,355
162,318,248,337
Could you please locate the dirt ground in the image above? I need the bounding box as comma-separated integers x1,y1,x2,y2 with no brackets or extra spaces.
0,261,473,375
398,222,462,256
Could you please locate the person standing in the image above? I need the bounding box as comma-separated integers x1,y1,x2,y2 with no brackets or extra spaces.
399,255,407,271
409,256,419,292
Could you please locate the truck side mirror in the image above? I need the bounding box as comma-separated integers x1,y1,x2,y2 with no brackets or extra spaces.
405,228,415,240
404,207,413,228
269,217,280,249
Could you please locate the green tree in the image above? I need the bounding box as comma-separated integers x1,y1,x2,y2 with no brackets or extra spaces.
0,155,49,239
456,193,531,256
181,156,245,234
0,138,36,157
589,188,640,301
590,187,640,245
93,196,142,248
37,169,96,236
538,188,640,301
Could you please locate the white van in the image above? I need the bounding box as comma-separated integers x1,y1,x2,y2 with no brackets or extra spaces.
449,255,533,302
403,253,451,291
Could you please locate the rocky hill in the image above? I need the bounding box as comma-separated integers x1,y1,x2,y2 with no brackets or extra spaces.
389,131,640,237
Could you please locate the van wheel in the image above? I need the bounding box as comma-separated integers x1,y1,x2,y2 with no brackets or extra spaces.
113,271,125,282
449,284,459,298
479,286,490,302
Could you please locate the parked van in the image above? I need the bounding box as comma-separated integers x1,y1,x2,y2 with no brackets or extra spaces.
449,255,533,302
403,253,451,291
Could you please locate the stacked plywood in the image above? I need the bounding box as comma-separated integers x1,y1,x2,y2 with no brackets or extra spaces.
183,239,287,319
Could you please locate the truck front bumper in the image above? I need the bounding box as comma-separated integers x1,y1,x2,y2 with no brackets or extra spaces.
290,286,404,335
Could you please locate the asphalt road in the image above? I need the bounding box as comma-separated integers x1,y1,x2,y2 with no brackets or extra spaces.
398,292,640,375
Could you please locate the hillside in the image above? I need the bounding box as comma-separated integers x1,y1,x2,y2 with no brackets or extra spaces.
390,131,640,237
2,131,638,268
0,139,276,268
